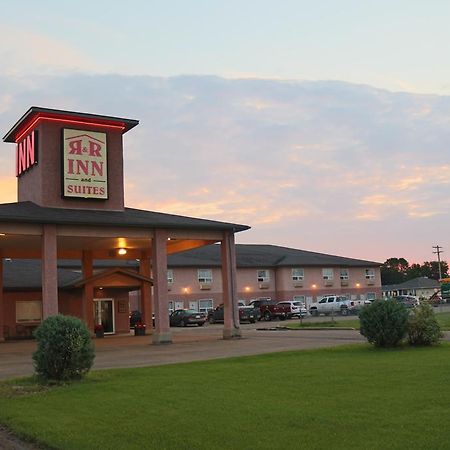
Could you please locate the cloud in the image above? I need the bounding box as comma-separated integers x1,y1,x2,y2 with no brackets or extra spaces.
0,25,99,76
0,74,449,262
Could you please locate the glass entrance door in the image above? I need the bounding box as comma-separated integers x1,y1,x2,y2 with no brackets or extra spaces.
94,299,115,334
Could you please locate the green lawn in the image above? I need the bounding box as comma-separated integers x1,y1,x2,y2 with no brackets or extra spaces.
289,311,450,330
1,344,449,450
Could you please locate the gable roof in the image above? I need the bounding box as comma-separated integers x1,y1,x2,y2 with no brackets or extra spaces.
71,267,153,288
0,201,249,232
382,276,440,291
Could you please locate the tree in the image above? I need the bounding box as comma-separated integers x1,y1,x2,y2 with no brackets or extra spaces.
420,261,449,280
381,257,410,285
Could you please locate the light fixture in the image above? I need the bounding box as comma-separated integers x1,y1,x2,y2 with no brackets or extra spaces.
245,286,251,292
99,287,103,290
312,284,317,289
0,233,5,236
117,248,127,256
356,283,361,288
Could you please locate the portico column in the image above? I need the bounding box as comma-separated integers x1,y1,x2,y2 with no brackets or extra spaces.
139,251,152,334
42,224,58,318
221,231,241,339
0,258,4,342
152,229,172,344
82,250,94,331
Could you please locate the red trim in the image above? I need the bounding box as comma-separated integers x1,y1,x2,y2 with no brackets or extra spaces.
14,114,125,143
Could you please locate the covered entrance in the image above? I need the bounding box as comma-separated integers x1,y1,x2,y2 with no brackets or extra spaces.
0,107,250,344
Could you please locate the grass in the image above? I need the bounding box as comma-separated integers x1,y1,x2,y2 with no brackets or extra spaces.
0,344,449,450
288,311,450,330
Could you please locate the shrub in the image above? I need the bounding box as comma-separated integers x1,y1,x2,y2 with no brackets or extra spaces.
359,299,409,347
407,303,442,346
33,315,95,382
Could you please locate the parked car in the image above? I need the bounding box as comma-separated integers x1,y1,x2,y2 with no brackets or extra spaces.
393,295,420,308
207,304,259,324
309,296,356,316
169,309,207,327
276,301,307,318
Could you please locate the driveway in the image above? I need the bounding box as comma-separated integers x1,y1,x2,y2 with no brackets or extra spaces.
1,319,448,381
0,321,365,380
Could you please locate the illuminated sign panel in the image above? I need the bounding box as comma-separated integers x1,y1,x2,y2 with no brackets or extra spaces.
62,129,108,199
16,130,38,176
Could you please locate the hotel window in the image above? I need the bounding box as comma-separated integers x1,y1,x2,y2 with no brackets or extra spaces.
167,269,174,284
365,268,375,280
198,269,213,284
366,292,376,301
257,270,270,283
198,299,214,313
16,300,42,323
292,268,304,281
340,268,349,280
322,268,334,280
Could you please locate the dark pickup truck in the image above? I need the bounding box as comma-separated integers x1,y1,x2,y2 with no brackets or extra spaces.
248,299,291,321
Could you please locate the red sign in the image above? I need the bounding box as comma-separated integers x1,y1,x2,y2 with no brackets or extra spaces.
16,130,38,177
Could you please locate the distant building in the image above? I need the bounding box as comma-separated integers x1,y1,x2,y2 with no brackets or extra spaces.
382,277,440,299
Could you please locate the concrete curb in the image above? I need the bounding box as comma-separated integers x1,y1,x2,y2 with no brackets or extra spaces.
277,326,357,331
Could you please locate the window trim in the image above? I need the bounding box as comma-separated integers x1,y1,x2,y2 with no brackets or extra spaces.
340,268,349,280
365,268,375,280
322,268,334,280
257,269,270,283
198,268,213,284
291,268,304,281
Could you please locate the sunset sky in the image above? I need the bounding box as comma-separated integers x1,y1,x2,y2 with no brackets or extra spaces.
1,1,449,264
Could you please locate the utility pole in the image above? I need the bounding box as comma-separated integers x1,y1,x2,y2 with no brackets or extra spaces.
432,245,444,280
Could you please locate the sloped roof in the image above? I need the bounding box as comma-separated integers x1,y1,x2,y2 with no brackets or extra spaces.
72,267,152,288
2,244,380,289
168,244,381,268
3,259,80,289
0,201,249,232
382,276,440,291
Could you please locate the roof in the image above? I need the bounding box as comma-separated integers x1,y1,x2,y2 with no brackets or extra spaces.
3,106,139,142
2,244,380,289
0,201,249,232
3,259,80,289
382,276,440,291
168,244,381,268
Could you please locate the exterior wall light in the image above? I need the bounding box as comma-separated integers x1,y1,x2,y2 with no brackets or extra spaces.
117,248,127,256
312,284,317,289
356,283,361,288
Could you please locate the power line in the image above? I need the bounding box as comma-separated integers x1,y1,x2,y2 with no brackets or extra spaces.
432,245,444,280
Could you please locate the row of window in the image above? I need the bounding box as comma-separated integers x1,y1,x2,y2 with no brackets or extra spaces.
167,268,376,284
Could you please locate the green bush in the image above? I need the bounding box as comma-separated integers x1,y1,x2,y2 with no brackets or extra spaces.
407,303,442,346
359,299,409,347
33,315,95,382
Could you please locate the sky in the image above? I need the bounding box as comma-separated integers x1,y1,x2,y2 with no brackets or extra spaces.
0,0,449,264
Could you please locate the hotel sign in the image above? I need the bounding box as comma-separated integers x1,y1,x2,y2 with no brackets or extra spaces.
16,130,38,176
62,129,108,199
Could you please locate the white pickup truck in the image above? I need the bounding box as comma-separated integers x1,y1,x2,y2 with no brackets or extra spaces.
309,295,357,316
